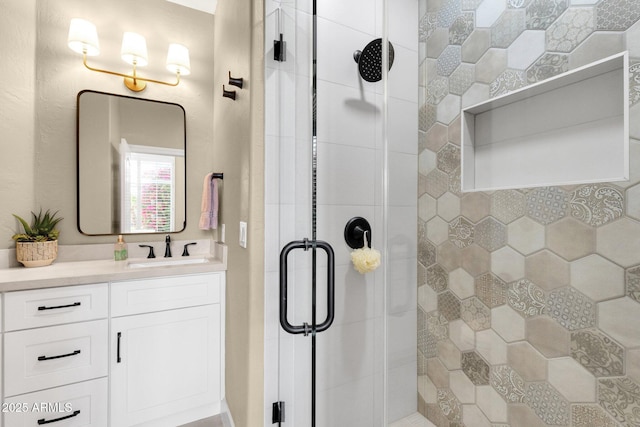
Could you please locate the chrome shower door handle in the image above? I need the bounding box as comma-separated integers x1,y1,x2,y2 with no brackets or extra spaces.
279,239,335,335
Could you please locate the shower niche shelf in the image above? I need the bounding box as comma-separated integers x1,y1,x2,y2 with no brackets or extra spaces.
461,51,629,192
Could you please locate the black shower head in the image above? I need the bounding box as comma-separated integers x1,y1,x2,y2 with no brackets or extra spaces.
353,38,395,82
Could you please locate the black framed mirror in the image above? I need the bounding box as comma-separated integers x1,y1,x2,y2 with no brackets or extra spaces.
77,90,186,235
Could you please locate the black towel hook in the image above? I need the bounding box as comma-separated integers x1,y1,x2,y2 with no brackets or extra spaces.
222,85,236,100
228,71,244,89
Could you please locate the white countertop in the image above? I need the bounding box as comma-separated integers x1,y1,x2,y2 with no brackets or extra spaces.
0,241,227,292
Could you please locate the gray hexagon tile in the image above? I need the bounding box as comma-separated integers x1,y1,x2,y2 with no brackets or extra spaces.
545,7,595,52
490,69,527,97
598,377,640,425
526,52,569,83
437,45,462,77
490,365,526,403
491,9,526,48
525,186,570,225
491,190,526,223
437,388,462,423
546,286,596,330
419,103,437,131
438,290,462,321
572,405,618,427
427,76,449,104
526,0,568,30
507,279,546,318
424,169,450,198
474,217,507,251
437,143,461,174
596,0,640,31
462,351,490,385
475,272,509,308
449,12,475,45
631,61,640,106
449,216,475,248
461,296,491,330
448,63,475,95
569,184,624,227
571,329,625,378
627,264,640,303
427,263,449,292
525,381,571,425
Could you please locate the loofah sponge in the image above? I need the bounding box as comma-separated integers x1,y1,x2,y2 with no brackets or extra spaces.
350,246,381,274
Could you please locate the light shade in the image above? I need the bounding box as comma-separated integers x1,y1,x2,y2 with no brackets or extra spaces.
121,32,148,67
68,18,100,56
166,43,191,76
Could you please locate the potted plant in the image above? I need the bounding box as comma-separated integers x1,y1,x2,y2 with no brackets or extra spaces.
11,209,63,267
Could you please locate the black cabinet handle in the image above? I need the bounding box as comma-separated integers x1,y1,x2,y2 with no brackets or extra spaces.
37,350,81,361
117,332,122,363
38,410,81,424
37,302,81,311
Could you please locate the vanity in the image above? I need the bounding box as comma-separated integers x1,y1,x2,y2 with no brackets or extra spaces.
0,243,227,427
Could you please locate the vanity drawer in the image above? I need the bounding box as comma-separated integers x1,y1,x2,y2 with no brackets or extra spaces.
4,283,108,331
111,273,222,317
4,320,108,397
3,377,108,427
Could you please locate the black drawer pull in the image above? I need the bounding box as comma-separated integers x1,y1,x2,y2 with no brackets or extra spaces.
117,332,122,363
37,350,81,361
38,302,81,311
38,410,81,424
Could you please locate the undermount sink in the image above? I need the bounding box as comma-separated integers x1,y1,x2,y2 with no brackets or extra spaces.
127,256,210,268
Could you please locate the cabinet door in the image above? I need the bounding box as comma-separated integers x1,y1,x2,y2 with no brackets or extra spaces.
110,305,220,427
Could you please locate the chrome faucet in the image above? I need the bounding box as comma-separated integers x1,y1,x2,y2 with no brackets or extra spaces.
164,235,172,258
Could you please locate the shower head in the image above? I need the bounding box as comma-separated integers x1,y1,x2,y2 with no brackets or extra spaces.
353,38,395,82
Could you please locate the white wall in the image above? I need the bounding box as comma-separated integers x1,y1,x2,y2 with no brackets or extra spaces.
264,0,418,424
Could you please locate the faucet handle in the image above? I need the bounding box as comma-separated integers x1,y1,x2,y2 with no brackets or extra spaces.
182,242,197,257
138,245,156,258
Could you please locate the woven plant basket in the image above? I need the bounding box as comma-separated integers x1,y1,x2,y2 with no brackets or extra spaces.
15,240,58,267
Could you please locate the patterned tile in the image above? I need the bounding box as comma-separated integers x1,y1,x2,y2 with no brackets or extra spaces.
525,382,571,425
448,166,462,196
437,388,462,423
461,297,491,330
438,290,462,321
491,9,526,48
448,63,475,95
473,217,507,251
572,404,617,427
419,103,437,132
420,12,438,42
418,306,429,359
490,365,526,403
507,279,546,318
461,351,490,385
449,12,475,45
598,377,640,425
490,69,527,97
437,45,462,77
631,61,640,106
462,0,485,10
490,190,526,224
525,0,568,30
427,76,450,105
526,52,569,83
427,311,450,358
627,264,640,303
475,273,508,308
424,169,450,198
437,143,461,174
525,186,570,225
545,7,595,52
419,223,437,267
571,329,625,377
437,0,463,28
449,216,475,248
596,0,640,31
427,263,450,292
569,184,624,227
508,0,529,7
546,286,596,330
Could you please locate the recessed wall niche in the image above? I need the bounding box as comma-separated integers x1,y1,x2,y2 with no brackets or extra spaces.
461,52,630,192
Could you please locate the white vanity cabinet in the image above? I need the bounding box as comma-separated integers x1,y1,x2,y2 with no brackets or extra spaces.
3,283,109,427
110,273,224,427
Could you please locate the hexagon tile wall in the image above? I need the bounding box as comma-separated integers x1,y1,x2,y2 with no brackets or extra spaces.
418,0,640,426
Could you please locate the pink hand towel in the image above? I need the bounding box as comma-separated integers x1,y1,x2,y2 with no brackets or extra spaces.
199,173,219,230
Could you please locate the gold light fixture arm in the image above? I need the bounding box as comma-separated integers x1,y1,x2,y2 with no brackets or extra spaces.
82,54,180,92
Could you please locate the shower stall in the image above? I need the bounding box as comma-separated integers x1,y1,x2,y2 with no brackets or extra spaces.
264,0,420,425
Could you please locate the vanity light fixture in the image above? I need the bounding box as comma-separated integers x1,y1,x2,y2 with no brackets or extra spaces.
67,18,191,92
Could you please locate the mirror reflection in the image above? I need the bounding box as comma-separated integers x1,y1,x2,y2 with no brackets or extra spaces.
77,90,186,235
